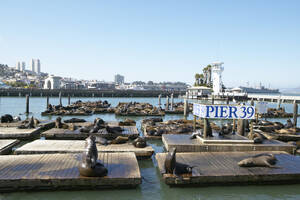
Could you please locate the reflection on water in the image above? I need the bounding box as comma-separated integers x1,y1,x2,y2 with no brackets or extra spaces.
0,97,300,200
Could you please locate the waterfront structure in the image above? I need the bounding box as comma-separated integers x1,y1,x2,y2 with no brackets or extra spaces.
43,75,61,89
186,86,211,99
211,62,224,95
114,74,124,85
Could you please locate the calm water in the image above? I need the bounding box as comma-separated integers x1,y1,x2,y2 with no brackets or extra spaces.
0,96,300,200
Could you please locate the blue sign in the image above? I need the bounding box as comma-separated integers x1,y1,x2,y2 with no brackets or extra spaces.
193,103,255,119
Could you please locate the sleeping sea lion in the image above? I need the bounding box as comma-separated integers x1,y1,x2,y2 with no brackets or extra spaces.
132,137,147,148
238,153,278,168
110,136,128,144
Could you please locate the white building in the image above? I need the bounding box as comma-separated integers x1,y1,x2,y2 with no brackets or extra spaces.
211,61,224,95
30,59,35,73
44,75,61,89
15,62,21,71
30,59,41,74
21,62,25,71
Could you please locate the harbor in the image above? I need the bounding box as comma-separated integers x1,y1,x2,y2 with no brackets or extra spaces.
0,96,299,198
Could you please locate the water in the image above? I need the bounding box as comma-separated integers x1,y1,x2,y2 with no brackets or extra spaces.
0,96,300,200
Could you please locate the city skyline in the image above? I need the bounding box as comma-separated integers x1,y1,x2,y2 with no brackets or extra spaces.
0,0,300,88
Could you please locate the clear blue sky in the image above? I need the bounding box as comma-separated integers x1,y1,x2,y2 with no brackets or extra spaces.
0,0,299,88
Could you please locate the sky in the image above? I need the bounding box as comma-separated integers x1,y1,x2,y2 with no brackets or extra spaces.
0,0,300,89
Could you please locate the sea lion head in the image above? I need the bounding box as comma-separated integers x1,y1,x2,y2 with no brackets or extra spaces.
238,158,254,167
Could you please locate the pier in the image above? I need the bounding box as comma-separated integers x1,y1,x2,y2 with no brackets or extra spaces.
156,151,300,186
162,134,295,154
0,140,20,154
0,152,141,192
15,139,154,159
247,94,300,103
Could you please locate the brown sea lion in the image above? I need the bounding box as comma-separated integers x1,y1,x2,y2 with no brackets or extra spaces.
238,153,278,168
106,126,123,134
79,135,108,177
119,119,136,126
164,148,176,174
132,137,147,148
110,136,128,144
64,118,86,123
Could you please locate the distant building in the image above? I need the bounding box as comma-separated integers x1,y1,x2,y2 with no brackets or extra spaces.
30,59,35,73
21,62,25,71
15,62,21,71
36,59,41,74
30,59,41,74
114,74,124,85
44,75,61,89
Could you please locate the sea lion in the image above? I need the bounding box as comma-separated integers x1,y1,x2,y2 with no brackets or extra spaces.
132,137,147,148
68,123,78,131
110,136,128,144
95,136,108,145
248,132,265,144
238,153,277,168
79,135,108,177
119,119,136,126
219,123,232,136
106,126,123,134
190,131,201,139
0,114,13,123
63,118,86,123
164,147,194,176
285,119,293,129
94,118,105,126
55,117,69,129
79,126,91,133
203,118,213,138
164,148,176,174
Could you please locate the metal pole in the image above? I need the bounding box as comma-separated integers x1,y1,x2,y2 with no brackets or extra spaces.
158,94,161,106
68,94,71,105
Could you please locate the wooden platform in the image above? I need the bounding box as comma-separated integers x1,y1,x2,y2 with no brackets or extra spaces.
15,140,154,159
0,152,141,192
41,126,139,140
0,139,20,155
162,134,296,154
156,151,300,186
0,127,41,140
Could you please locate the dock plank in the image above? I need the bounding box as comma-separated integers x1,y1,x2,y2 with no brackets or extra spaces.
0,139,20,155
15,139,154,159
0,152,141,192
0,127,41,140
41,126,139,140
156,151,300,186
162,134,296,154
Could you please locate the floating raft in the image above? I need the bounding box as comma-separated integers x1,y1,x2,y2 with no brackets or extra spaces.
0,139,20,155
156,151,300,186
162,134,295,154
0,152,141,192
64,121,120,127
41,126,139,140
15,140,154,159
0,127,41,140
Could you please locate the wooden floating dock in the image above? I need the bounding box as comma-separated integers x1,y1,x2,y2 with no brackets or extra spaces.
156,151,300,186
41,126,139,140
15,139,154,159
0,127,41,140
0,152,141,192
0,139,20,155
162,134,296,154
